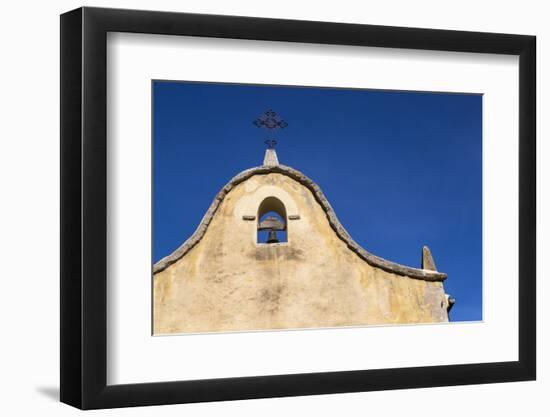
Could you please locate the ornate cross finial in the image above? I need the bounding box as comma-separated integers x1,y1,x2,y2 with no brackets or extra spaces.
253,109,288,131
254,110,286,166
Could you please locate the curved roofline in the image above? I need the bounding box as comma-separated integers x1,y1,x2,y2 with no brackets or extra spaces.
153,165,447,282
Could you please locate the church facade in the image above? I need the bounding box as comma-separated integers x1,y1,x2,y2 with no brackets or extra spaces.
153,146,453,335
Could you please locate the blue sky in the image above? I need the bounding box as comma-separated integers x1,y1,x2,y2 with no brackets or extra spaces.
153,81,482,322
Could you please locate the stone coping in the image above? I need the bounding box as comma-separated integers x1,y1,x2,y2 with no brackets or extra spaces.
153,165,447,282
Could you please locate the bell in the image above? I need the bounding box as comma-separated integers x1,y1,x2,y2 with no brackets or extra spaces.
266,229,279,244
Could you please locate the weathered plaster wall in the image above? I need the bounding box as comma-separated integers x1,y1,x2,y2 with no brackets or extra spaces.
154,173,449,334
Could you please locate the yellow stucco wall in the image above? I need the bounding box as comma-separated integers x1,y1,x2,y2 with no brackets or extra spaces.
153,173,449,335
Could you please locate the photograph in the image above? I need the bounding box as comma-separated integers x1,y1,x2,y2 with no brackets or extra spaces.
152,81,482,335
53,4,537,412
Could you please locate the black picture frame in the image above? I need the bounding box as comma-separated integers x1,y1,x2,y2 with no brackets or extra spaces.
60,6,536,410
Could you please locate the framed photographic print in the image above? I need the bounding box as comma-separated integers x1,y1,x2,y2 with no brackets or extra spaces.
60,6,536,409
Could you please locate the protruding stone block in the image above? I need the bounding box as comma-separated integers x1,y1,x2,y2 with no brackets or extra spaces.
263,148,279,166
422,245,437,271
445,294,456,313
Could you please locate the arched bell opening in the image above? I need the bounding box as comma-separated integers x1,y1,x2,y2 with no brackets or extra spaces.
257,197,287,244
